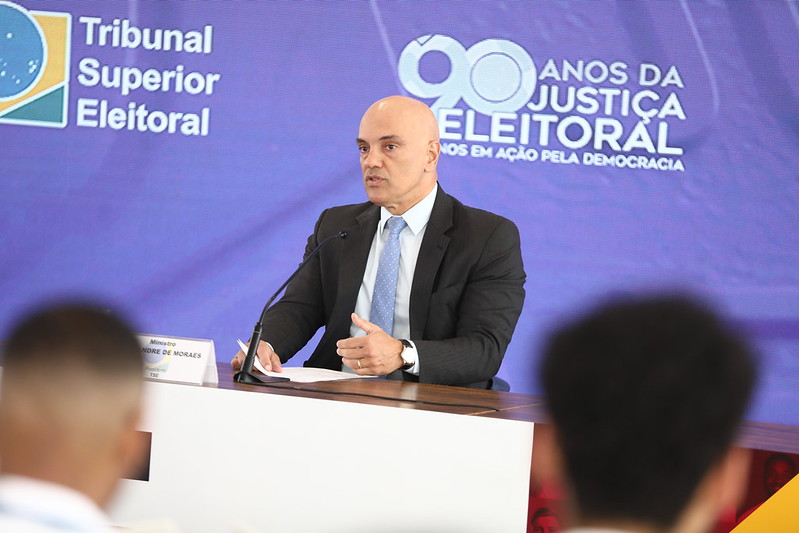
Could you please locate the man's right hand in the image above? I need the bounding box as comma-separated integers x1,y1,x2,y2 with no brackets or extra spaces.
230,340,283,373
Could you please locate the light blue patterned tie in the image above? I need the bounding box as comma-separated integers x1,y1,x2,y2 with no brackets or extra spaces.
370,216,408,335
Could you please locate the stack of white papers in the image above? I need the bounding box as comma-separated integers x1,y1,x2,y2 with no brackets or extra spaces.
236,340,376,383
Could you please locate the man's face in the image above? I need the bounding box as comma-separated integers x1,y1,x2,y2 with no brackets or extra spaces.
532,515,560,533
765,457,796,496
356,100,438,215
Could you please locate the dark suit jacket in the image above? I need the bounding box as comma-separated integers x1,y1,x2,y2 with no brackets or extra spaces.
262,186,526,388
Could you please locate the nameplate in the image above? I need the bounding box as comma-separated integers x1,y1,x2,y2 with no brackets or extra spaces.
137,334,218,385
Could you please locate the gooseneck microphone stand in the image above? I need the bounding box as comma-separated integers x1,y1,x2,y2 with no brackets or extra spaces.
233,230,348,385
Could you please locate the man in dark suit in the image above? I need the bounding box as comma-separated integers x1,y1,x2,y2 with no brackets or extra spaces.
232,95,525,388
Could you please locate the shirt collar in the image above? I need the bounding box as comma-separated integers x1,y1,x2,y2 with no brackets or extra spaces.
378,183,438,236
0,475,109,531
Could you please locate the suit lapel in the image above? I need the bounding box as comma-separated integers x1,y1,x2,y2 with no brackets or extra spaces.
409,187,452,338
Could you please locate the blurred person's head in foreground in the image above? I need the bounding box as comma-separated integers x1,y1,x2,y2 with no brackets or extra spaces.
0,302,146,511
539,293,758,533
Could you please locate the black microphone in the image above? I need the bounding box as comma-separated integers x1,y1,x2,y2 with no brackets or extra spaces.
234,229,350,385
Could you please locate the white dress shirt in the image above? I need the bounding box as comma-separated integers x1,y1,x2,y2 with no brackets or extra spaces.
0,475,111,532
348,183,439,375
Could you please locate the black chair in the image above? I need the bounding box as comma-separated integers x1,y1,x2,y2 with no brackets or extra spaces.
489,376,511,392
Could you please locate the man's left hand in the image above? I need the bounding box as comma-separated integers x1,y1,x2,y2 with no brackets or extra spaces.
337,313,403,375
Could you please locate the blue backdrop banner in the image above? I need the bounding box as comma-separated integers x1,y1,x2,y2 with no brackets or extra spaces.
2,0,798,424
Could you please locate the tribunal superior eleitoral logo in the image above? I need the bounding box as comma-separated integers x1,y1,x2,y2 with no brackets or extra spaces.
0,1,71,128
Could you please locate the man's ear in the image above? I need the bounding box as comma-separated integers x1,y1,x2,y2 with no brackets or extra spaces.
710,446,752,511
532,423,567,489
118,407,148,480
426,140,441,171
673,446,751,533
531,423,577,527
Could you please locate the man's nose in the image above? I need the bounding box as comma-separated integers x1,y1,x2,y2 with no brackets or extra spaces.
364,149,382,167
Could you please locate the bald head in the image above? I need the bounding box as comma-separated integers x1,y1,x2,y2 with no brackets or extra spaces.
362,95,440,142
357,95,441,214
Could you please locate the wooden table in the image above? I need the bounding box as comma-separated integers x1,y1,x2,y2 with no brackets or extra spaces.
217,363,799,453
216,363,545,417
